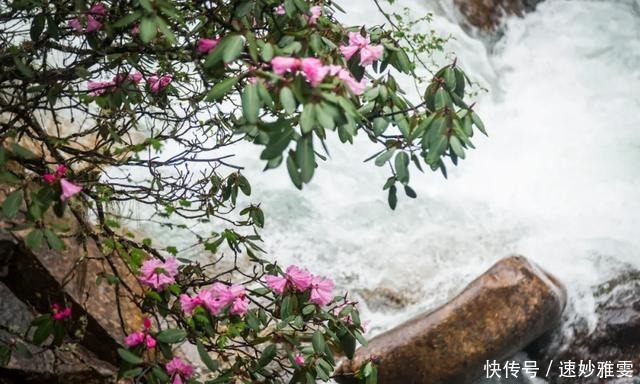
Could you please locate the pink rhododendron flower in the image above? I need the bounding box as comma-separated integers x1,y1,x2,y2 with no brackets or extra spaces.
52,304,72,320
43,173,56,184
198,38,220,54
179,293,203,315
55,165,67,177
275,4,286,15
145,334,157,349
166,357,194,384
271,56,301,76
265,274,287,294
124,331,145,347
87,79,113,96
286,265,313,291
340,32,383,67
149,74,172,92
230,296,249,316
308,6,321,25
85,16,103,32
88,2,107,16
143,317,152,330
359,44,384,66
309,276,334,306
337,69,367,95
294,354,305,365
59,178,82,201
138,257,179,290
68,18,83,33
301,57,328,87
131,25,140,36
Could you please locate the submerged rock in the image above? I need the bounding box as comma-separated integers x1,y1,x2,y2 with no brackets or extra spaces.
357,284,419,311
335,256,567,384
453,0,543,30
527,269,640,383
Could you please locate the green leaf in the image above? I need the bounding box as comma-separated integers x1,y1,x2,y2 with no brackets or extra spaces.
261,43,274,62
434,88,451,110
443,67,456,91
471,111,487,136
156,328,186,344
11,143,35,159
206,77,239,102
197,341,219,372
43,229,65,251
312,330,326,354
241,84,260,124
388,185,398,210
374,149,395,167
279,87,296,115
122,367,143,378
258,344,277,367
117,348,144,365
296,136,315,183
372,118,388,135
260,126,293,160
0,343,11,366
286,153,302,189
3,190,23,219
30,14,45,41
139,17,157,43
449,136,465,159
222,35,245,63
25,229,44,250
32,318,53,345
300,104,316,134
394,152,410,185
339,332,357,359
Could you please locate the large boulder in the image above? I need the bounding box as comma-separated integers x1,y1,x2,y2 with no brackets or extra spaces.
0,229,144,365
335,256,567,384
527,269,640,383
453,0,543,30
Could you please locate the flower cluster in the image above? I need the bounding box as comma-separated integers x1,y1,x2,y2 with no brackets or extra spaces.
138,257,179,290
51,303,71,321
87,71,171,96
340,32,384,67
124,318,157,349
42,165,82,201
265,265,335,306
68,2,107,34
166,357,194,384
270,57,369,95
180,282,249,317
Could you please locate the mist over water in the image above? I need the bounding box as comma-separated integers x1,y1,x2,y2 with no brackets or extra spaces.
130,0,640,379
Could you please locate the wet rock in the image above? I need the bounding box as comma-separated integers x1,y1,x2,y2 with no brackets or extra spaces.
527,269,640,383
0,230,144,365
453,0,543,30
357,285,418,311
0,282,116,383
335,256,567,384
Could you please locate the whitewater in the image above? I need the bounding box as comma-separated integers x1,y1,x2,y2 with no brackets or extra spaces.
124,0,640,382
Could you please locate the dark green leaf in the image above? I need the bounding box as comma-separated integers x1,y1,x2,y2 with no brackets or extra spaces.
222,35,245,63
197,341,219,372
295,137,315,183
30,14,45,41
117,348,144,365
258,344,277,367
3,190,22,219
25,229,44,250
156,328,186,344
312,330,326,354
206,77,239,102
279,87,296,115
394,152,409,185
388,185,398,210
43,229,65,251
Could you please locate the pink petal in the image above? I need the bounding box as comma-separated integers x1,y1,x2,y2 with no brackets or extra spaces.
339,45,360,61
271,57,301,76
286,265,312,291
89,2,107,16
359,44,384,67
301,58,328,87
68,18,83,33
198,38,220,54
59,178,82,201
85,16,102,32
348,32,370,47
265,275,287,294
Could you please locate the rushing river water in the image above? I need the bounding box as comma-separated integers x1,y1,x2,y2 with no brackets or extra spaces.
125,0,640,382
